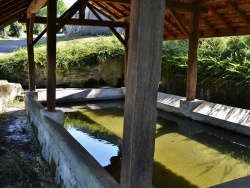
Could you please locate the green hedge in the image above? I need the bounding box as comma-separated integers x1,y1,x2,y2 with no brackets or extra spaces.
0,35,249,86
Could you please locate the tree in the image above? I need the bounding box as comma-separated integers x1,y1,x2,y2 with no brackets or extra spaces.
8,22,23,37
33,0,67,34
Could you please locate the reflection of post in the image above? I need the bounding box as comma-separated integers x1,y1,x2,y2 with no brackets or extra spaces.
46,0,57,112
124,26,129,87
26,13,36,91
186,7,200,101
120,0,165,187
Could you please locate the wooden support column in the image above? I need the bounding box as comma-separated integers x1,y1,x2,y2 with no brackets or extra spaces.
26,13,36,91
46,0,57,112
123,26,129,86
186,7,200,101
120,0,165,187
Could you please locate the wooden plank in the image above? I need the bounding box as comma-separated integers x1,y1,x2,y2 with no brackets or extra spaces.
120,0,165,187
46,0,57,112
186,7,200,101
27,0,47,18
19,16,128,27
26,13,36,92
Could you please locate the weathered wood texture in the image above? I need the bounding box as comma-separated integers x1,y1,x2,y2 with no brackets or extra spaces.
26,13,36,91
46,0,57,112
120,0,165,187
123,26,129,86
186,7,200,101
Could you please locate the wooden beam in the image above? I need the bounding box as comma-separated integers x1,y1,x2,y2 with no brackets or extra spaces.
26,13,36,92
209,8,234,34
30,0,89,45
90,0,208,13
88,3,114,20
56,0,89,33
46,0,57,112
93,2,120,19
186,7,200,101
228,0,250,29
124,26,129,86
197,0,226,6
199,16,218,36
169,9,190,38
27,0,47,18
91,0,130,4
33,27,46,45
87,4,126,46
19,16,128,27
120,0,165,187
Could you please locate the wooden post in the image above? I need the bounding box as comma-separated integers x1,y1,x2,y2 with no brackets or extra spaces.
26,13,36,92
186,7,200,101
123,26,129,86
46,0,57,112
120,0,165,187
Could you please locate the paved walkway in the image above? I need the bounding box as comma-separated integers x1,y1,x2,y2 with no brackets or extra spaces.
0,36,46,54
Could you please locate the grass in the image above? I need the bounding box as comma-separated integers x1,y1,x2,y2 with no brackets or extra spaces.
0,35,249,86
0,35,124,77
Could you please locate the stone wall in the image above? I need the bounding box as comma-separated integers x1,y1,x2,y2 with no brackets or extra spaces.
0,80,23,112
2,58,250,109
6,58,124,89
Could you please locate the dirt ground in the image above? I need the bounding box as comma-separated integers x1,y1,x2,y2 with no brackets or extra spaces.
0,101,55,188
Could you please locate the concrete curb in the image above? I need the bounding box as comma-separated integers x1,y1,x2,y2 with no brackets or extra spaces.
25,92,119,188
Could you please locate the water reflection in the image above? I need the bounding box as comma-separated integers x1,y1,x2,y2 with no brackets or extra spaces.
63,101,250,188
66,126,119,167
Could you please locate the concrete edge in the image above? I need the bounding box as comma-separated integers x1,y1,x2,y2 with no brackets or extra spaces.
25,92,119,188
157,93,250,137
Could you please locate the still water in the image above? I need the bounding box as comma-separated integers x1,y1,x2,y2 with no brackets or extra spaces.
63,101,250,188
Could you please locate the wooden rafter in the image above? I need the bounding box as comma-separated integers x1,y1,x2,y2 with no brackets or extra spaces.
169,9,190,38
209,8,235,34
228,0,250,29
106,3,127,17
19,16,128,27
197,0,227,6
93,2,120,19
200,16,218,36
27,0,47,18
87,3,126,46
88,3,114,20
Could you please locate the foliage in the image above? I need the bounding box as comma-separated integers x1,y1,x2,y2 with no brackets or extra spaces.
161,36,250,85
0,35,249,86
8,22,23,37
33,0,67,34
0,26,7,38
0,35,124,75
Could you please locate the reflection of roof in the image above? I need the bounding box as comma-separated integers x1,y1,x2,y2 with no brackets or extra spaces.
1,0,250,40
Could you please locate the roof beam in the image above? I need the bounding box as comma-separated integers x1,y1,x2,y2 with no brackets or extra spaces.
228,0,250,29
196,0,227,6
200,16,218,36
27,0,47,18
88,3,126,46
91,0,208,13
209,8,234,34
169,9,190,38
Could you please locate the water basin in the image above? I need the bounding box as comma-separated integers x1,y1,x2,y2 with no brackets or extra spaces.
63,101,250,188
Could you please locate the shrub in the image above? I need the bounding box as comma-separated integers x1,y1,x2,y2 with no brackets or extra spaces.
8,22,23,37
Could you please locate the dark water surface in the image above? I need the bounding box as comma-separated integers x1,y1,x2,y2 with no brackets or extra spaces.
63,101,250,188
